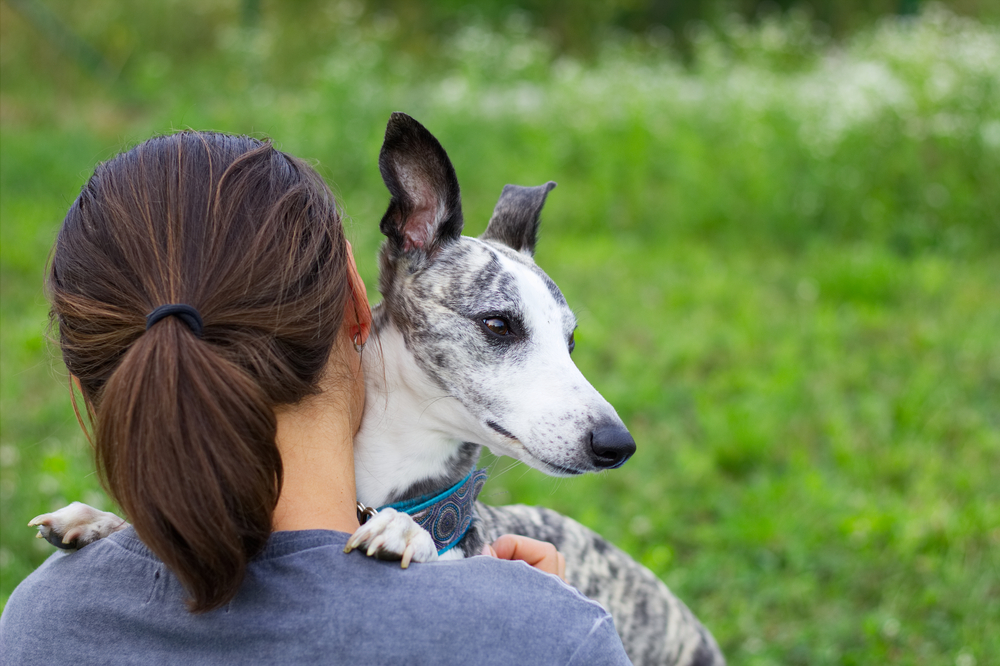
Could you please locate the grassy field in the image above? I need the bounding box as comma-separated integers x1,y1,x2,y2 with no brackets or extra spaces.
2,5,999,664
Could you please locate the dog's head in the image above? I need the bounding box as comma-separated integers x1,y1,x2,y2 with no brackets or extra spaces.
375,113,635,476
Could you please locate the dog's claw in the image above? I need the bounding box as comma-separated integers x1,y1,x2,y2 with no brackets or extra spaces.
344,533,363,553
62,527,85,545
401,543,415,569
366,534,388,557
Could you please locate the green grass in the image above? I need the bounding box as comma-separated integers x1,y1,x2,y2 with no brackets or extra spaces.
482,239,1000,664
2,5,999,664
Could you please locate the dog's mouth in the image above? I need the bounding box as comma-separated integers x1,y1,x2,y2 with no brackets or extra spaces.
486,420,518,440
539,461,586,476
485,419,587,476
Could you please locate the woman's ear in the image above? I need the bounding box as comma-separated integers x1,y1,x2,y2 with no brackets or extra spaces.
345,241,372,347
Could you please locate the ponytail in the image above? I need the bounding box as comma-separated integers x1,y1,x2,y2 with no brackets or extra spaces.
49,132,349,612
96,318,280,612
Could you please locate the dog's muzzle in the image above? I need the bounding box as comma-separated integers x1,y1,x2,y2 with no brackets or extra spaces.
588,422,636,469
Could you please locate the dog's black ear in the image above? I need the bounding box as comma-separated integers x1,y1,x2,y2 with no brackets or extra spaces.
481,182,556,256
378,113,463,258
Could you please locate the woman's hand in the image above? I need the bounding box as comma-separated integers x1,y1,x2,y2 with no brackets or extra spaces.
480,534,567,581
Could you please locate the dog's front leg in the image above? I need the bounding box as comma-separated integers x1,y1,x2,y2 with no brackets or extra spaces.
343,508,438,567
29,502,129,550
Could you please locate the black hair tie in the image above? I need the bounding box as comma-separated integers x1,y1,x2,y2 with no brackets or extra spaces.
145,304,204,338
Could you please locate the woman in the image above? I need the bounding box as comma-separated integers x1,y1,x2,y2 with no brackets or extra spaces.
0,132,630,664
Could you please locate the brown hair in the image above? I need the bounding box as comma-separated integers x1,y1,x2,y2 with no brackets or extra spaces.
48,132,350,612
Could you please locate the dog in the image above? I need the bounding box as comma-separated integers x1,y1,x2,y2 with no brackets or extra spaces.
30,114,724,666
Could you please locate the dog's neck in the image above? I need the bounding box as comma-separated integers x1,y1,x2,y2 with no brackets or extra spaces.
353,317,482,507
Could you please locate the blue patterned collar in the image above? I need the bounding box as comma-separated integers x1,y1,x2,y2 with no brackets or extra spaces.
378,468,489,555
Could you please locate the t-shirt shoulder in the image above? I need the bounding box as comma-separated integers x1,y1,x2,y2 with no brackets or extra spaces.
1,527,631,665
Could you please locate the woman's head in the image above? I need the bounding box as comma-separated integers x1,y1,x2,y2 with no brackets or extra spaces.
49,132,356,612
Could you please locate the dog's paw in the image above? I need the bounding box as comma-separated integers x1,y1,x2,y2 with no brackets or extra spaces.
28,502,128,550
343,507,438,568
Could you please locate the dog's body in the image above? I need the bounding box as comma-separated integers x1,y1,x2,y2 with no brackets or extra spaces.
32,115,724,666
346,114,724,666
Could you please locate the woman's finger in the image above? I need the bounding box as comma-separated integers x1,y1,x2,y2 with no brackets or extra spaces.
488,534,566,581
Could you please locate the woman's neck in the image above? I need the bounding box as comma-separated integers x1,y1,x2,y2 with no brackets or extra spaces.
271,390,360,534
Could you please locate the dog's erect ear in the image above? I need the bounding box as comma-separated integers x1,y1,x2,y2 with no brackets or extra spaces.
481,182,556,256
378,113,463,258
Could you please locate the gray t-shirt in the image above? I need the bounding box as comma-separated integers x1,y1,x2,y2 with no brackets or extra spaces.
1,527,630,665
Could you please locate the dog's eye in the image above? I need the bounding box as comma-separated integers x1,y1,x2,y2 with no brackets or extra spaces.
568,332,575,354
483,318,510,336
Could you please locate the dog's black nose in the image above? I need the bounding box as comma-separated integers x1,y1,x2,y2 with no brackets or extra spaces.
589,423,636,469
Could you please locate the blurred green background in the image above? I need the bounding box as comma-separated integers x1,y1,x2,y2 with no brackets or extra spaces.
1,1,998,663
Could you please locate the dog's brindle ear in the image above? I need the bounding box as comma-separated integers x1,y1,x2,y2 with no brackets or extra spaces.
481,182,557,256
378,113,463,258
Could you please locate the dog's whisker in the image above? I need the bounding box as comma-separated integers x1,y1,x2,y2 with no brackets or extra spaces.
493,458,524,479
